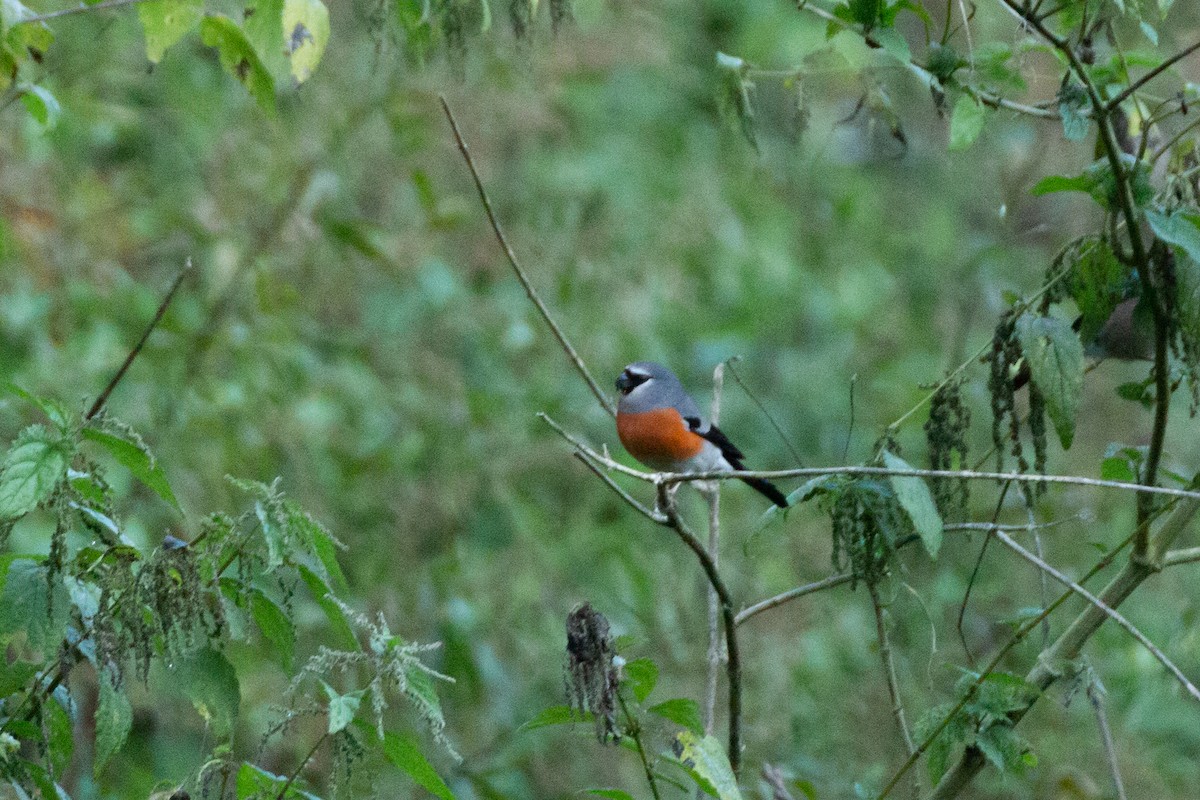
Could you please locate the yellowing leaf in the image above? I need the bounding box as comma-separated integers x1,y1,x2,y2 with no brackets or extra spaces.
282,0,330,83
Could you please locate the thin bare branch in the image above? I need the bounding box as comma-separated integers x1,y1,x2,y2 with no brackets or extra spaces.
656,484,743,776
22,0,150,24
1106,39,1200,111
736,573,853,625
1087,677,1128,800
541,413,1200,503
439,96,615,417
992,528,1200,703
1163,545,1200,566
703,363,726,736
87,261,191,421
868,582,918,770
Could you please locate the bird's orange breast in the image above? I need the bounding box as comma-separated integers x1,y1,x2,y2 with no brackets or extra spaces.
617,407,706,467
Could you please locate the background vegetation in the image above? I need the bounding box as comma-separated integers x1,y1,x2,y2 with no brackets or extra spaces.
1,0,1199,798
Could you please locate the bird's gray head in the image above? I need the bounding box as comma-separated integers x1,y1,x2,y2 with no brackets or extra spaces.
615,362,696,416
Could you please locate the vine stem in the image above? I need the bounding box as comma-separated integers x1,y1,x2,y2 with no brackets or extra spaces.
276,731,328,799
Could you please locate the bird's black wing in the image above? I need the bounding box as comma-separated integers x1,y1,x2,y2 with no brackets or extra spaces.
692,422,747,466
691,421,788,508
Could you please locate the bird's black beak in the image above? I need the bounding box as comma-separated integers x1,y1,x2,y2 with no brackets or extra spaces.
615,371,633,393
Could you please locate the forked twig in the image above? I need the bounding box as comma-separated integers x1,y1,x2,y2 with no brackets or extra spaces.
992,528,1200,703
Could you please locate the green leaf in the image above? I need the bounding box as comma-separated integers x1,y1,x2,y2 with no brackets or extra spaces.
948,94,986,151
623,657,658,703
1031,173,1096,196
588,791,635,800
95,669,132,772
1146,209,1200,265
404,664,445,732
1100,456,1136,482
0,424,70,520
170,647,240,738
873,27,910,63
322,681,363,734
976,724,1032,774
18,84,58,128
298,565,357,649
519,704,586,731
251,590,296,671
381,732,457,800
1058,83,1089,141
200,14,276,111
671,730,743,800
244,0,288,78
137,0,203,62
1015,314,1085,449
0,558,68,653
237,763,289,797
648,698,704,735
1070,240,1125,342
848,0,881,27
82,427,181,512
4,385,71,431
882,451,943,558
281,0,329,83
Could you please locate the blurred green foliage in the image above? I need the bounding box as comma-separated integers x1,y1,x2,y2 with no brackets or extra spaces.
2,0,1200,798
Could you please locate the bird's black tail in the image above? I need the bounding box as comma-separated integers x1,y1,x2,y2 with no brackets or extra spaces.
741,476,789,508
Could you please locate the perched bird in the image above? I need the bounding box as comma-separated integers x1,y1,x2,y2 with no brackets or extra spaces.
614,361,789,508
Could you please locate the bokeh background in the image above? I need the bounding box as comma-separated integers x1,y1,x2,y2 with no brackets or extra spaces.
2,0,1200,797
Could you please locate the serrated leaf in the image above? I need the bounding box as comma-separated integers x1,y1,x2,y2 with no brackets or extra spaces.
282,0,329,82
1015,314,1085,449
648,698,704,734
1070,240,1126,342
0,424,70,520
200,14,275,111
949,94,986,150
976,724,1032,773
4,385,71,431
1146,209,1200,265
251,590,295,671
170,647,240,738
298,565,357,649
519,704,586,731
404,664,444,730
381,732,456,800
95,669,132,772
882,451,943,558
82,427,181,512
322,681,363,734
137,0,203,62
0,558,68,653
623,657,658,703
1058,83,1089,141
671,730,743,800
